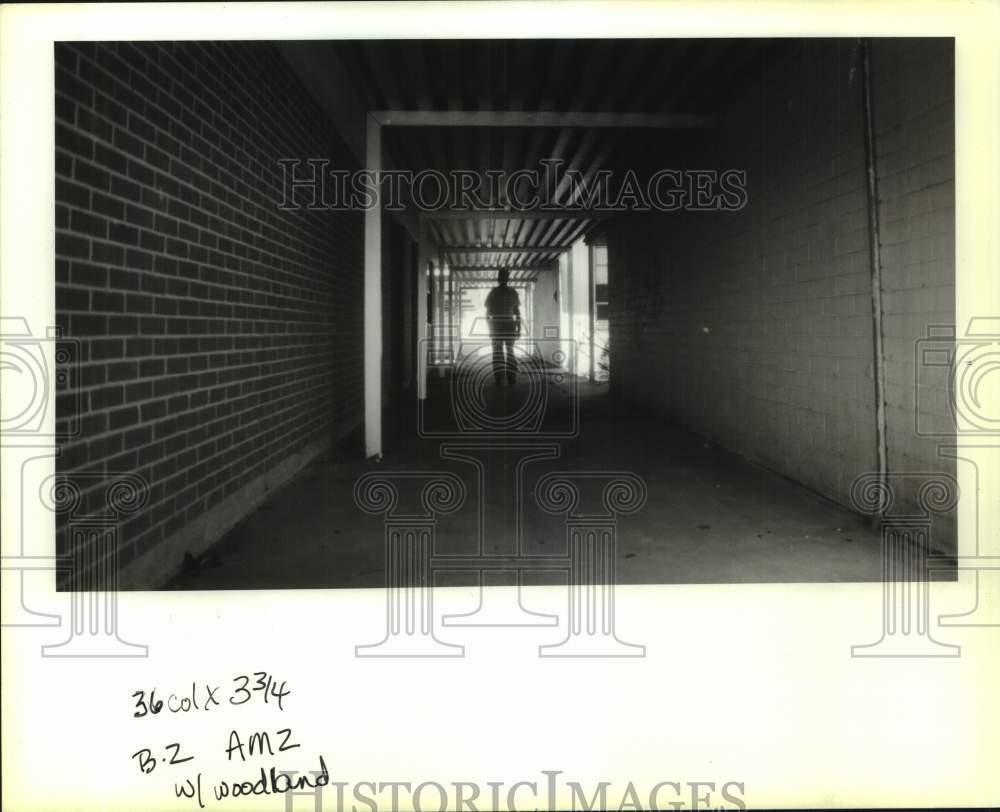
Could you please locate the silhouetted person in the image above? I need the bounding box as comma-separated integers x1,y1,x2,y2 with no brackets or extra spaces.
485,269,521,386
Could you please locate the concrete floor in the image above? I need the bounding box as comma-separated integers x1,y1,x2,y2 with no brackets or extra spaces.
169,371,904,590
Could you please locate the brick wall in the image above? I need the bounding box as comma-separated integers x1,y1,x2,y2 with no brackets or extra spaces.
54,42,364,588
606,39,955,538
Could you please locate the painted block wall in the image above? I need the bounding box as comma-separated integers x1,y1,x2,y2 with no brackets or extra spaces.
606,39,955,543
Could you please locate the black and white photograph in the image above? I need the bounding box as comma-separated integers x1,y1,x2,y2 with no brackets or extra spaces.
1,2,998,811
50,36,958,591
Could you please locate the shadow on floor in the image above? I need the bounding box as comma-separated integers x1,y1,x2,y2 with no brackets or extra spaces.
167,379,953,590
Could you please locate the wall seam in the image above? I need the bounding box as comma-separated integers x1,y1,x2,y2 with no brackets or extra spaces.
860,38,891,521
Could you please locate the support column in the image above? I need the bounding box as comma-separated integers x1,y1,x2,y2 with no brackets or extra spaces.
364,114,382,459
455,280,464,360
558,254,570,371
567,245,576,376
436,251,446,377
588,245,596,383
417,218,429,401
428,259,437,366
447,268,455,370
401,237,413,389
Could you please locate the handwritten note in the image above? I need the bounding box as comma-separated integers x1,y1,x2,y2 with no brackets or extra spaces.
130,672,329,807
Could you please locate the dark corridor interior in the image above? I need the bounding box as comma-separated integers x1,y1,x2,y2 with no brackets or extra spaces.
169,376,898,590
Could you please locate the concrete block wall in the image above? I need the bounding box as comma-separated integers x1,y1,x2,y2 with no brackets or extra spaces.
607,39,955,537
871,39,957,538
54,42,364,587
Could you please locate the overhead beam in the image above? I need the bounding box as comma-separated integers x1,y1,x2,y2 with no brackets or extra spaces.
370,110,715,128
450,266,556,273
442,245,570,254
426,210,609,221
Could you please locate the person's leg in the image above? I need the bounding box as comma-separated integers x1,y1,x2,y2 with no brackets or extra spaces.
504,338,517,385
492,338,505,386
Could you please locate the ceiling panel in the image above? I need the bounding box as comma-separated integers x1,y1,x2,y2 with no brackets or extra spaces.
284,39,789,251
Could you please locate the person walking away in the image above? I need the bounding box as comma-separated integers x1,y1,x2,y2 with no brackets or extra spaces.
484,269,521,386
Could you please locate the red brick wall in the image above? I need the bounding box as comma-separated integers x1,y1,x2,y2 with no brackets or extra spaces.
54,42,364,586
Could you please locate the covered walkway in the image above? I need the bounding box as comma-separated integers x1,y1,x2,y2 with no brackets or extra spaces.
49,38,957,591
170,381,888,589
